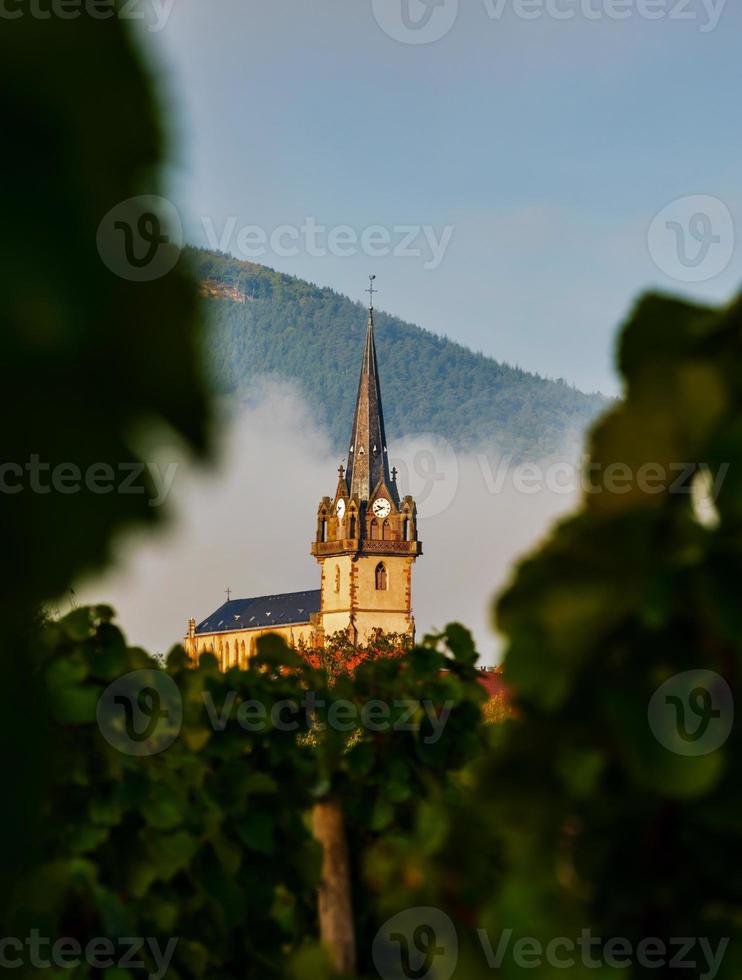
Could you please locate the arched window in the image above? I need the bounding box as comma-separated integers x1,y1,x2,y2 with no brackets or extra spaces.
334,565,340,593
240,640,247,668
375,562,387,591
382,520,390,540
370,518,378,539
224,640,230,669
403,516,411,541
349,515,356,538
320,518,328,542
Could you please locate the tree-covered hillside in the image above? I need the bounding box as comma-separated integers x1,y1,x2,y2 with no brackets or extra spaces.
191,248,607,459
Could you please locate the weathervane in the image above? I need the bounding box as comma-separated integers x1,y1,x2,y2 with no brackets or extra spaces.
366,274,377,310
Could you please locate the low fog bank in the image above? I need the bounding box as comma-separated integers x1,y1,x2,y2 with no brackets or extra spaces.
391,434,579,663
74,385,581,664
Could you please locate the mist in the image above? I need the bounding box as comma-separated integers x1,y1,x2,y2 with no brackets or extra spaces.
73,385,580,665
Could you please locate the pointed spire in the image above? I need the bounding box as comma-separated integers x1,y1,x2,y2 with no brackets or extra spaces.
345,278,392,502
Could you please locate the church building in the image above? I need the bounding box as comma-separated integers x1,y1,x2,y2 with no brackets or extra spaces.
184,283,422,668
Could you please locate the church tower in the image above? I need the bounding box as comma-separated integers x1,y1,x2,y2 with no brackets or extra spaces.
311,279,422,647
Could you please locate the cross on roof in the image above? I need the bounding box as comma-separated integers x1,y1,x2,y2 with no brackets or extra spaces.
225,586,232,602
366,274,377,309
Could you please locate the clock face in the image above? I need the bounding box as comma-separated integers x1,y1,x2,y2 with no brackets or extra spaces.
372,498,391,519
336,499,346,520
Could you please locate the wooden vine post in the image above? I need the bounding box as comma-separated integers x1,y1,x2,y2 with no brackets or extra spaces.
313,796,356,975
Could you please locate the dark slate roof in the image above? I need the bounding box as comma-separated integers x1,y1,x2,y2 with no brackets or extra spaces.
195,590,321,635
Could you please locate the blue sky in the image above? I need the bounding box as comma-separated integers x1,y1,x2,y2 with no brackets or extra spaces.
146,0,742,394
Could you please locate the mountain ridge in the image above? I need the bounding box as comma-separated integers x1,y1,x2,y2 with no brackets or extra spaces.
191,247,608,459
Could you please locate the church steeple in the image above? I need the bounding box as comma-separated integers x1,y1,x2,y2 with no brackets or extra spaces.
345,278,392,502
311,276,421,649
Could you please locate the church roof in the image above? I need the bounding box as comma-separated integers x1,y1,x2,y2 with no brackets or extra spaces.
195,589,321,635
345,300,393,502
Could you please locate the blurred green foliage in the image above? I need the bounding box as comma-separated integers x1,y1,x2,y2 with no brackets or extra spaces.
378,293,742,978
0,1,209,923
18,608,319,979
316,625,487,976
18,609,486,978
0,8,210,607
